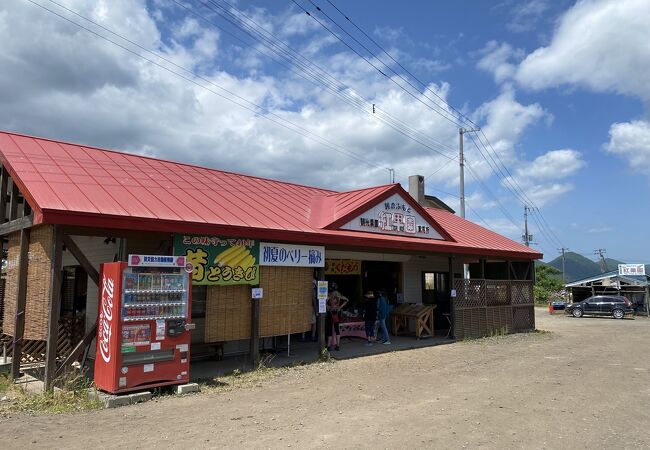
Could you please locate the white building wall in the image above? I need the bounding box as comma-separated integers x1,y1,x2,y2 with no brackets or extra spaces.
401,255,464,303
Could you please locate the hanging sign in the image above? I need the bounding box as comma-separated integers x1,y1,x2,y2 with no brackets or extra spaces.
317,281,328,314
259,242,325,267
325,259,361,275
340,193,444,240
173,234,260,285
618,264,646,276
128,254,186,268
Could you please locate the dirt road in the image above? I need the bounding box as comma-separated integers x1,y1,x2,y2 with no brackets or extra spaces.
2,309,649,449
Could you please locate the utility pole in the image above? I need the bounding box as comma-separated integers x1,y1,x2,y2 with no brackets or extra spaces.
458,127,479,218
522,205,533,246
557,247,569,284
594,249,608,273
558,247,569,302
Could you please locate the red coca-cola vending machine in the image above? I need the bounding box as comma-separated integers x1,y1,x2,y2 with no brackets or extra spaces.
94,255,194,394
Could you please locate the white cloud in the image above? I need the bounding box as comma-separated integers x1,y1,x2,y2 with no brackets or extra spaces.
476,41,524,84
516,149,586,180
606,120,650,178
507,0,551,33
515,0,650,101
472,88,550,165
0,0,465,193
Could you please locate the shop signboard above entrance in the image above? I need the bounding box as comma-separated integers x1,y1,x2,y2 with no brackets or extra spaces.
339,193,444,240
325,259,361,275
259,242,325,267
173,234,260,285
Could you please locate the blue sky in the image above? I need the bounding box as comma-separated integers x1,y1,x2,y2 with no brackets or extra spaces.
1,0,649,263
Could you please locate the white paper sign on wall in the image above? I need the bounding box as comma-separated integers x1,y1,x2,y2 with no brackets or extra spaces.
252,287,263,299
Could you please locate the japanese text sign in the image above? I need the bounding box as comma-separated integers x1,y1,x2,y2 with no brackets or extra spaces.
317,281,328,313
324,259,361,275
259,242,325,267
173,234,260,286
340,193,444,240
618,264,646,276
128,254,186,268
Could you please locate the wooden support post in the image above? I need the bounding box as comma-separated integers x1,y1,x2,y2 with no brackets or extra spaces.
9,181,18,221
62,235,99,285
448,255,455,339
479,258,485,280
44,226,63,391
316,268,325,355
52,234,101,378
646,286,649,317
10,228,30,379
0,166,8,223
249,297,260,368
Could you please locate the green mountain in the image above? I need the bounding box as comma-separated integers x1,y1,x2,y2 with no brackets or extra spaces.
545,253,649,283
547,252,600,282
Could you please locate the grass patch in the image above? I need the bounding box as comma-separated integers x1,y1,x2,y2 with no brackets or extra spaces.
195,353,335,394
0,371,102,415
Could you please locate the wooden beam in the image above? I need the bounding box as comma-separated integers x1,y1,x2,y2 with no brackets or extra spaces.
250,296,260,368
316,267,325,355
8,181,18,221
0,214,33,236
448,255,455,339
44,226,63,391
62,234,99,286
10,228,30,379
0,166,8,223
53,322,97,379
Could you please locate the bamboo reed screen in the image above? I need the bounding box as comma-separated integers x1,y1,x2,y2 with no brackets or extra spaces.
259,266,312,338
2,231,21,336
2,225,54,341
204,284,251,342
203,266,313,342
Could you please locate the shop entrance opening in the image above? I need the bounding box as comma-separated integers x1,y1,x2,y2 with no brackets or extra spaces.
422,271,450,333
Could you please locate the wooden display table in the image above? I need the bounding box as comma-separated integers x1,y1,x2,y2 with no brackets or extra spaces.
391,303,436,339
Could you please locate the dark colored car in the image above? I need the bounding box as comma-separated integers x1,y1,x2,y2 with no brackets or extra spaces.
551,300,567,310
566,295,634,319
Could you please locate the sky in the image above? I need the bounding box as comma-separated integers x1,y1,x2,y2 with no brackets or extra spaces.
1,0,649,263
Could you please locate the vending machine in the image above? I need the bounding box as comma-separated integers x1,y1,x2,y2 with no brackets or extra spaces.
94,255,194,394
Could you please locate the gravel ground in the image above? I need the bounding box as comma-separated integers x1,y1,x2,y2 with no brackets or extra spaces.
1,308,649,449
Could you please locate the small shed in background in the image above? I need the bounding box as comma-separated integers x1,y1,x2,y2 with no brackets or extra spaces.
565,271,650,315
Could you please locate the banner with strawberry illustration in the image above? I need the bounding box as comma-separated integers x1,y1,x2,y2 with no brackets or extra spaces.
173,234,260,285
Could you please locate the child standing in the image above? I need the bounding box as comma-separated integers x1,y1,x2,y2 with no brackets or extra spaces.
363,291,377,346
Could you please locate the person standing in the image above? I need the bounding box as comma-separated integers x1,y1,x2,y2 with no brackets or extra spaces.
377,290,391,345
363,291,378,346
326,289,348,351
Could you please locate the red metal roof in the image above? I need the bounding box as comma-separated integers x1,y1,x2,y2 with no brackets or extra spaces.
0,131,542,259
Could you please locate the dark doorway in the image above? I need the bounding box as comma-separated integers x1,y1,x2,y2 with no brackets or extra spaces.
362,261,401,305
422,271,450,333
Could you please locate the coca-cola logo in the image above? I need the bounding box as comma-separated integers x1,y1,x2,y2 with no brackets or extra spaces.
99,275,115,363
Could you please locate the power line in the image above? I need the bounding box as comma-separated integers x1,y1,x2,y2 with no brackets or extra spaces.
29,0,393,173
321,0,474,128
308,0,564,246
193,0,460,159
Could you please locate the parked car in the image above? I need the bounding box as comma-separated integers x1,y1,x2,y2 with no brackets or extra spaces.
566,295,634,319
551,299,567,310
